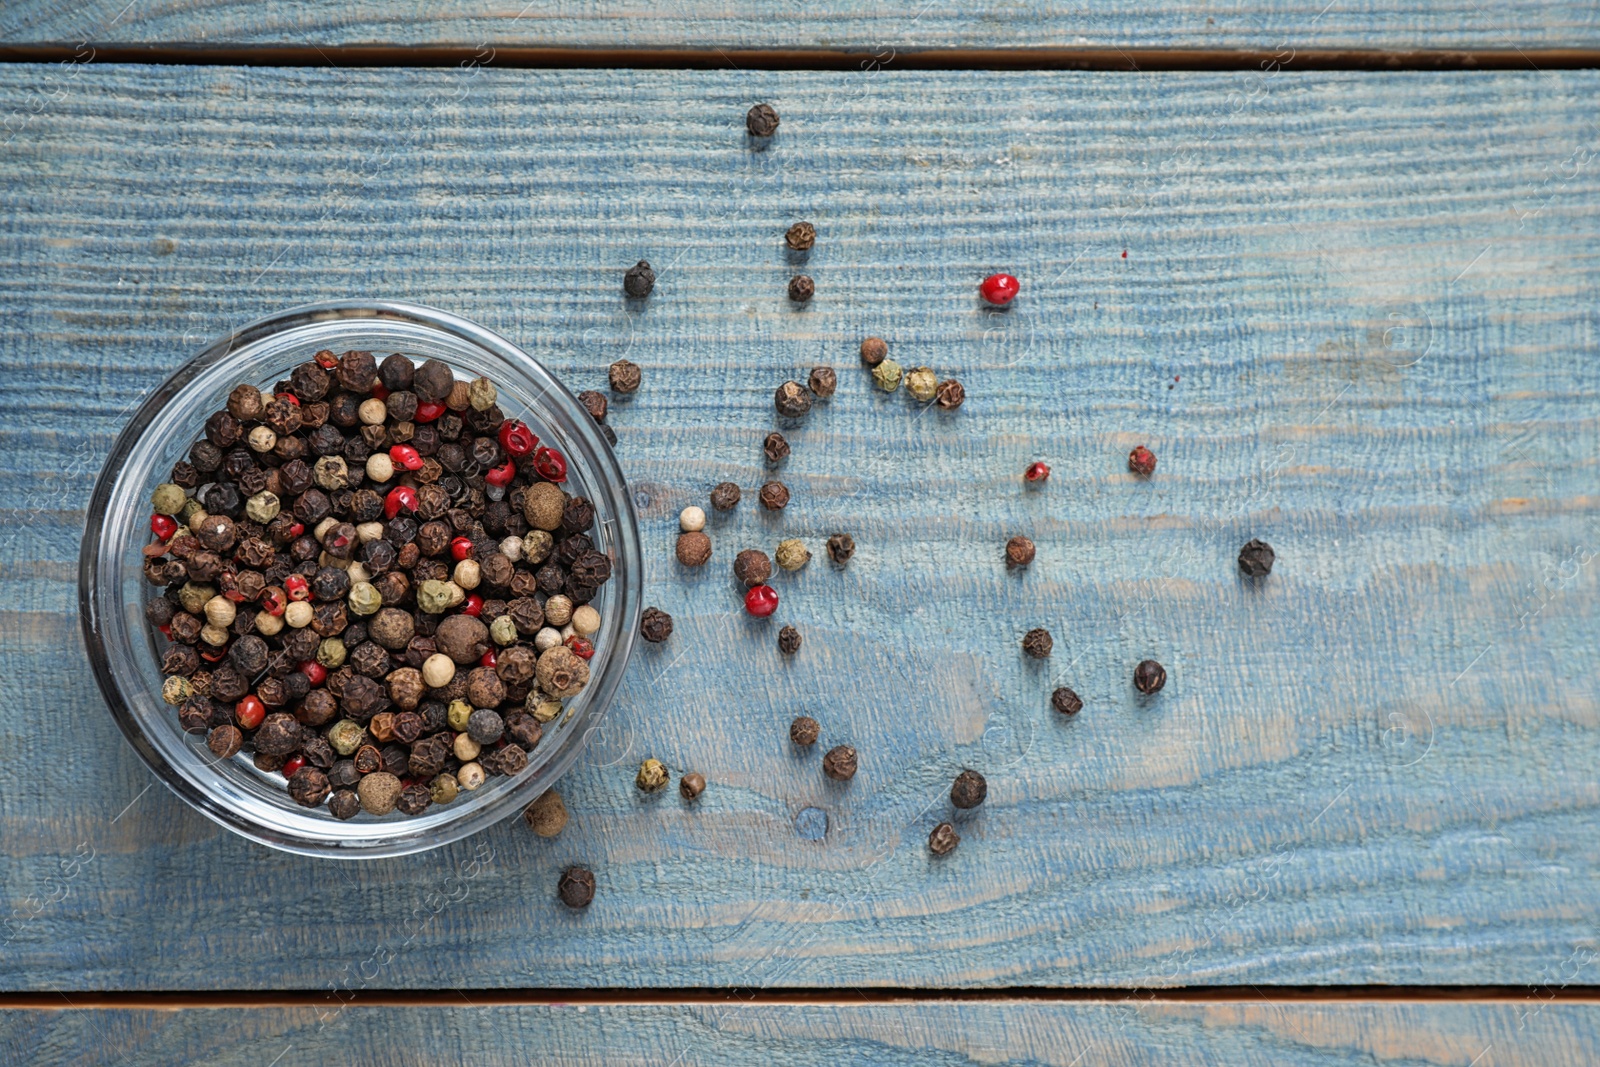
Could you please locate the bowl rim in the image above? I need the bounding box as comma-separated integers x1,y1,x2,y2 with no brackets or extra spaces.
78,299,642,858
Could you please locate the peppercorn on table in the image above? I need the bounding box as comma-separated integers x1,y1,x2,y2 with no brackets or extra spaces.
2,18,1600,1066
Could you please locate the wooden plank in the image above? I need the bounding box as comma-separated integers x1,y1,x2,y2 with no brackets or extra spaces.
7,1002,1600,1064
1,67,1598,992
1,0,1598,51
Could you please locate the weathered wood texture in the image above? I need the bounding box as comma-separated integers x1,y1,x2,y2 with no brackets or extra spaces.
1,67,1598,993
9,1001,1600,1066
2,0,1597,50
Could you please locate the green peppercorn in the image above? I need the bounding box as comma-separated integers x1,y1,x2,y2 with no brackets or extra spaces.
775,538,811,571
328,719,366,756
347,581,383,616
529,698,562,724
448,699,474,731
467,376,498,411
417,578,464,614
151,482,188,516
244,490,280,523
178,581,216,615
872,359,903,393
316,637,347,669
905,366,938,402
179,498,206,524
162,675,192,706
490,614,519,646
430,773,460,805
636,758,669,792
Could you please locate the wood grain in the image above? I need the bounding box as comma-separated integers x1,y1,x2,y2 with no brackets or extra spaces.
7,1001,1600,1065
0,67,1597,992
1,0,1597,51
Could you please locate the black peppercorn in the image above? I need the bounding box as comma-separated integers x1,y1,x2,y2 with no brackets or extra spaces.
328,789,360,820
733,548,772,587
623,260,655,299
787,276,814,303
759,481,790,511
679,772,706,800
746,103,779,137
254,712,303,757
640,606,673,643
950,769,987,809
710,482,741,511
207,724,243,760
609,359,642,394
826,533,855,565
1005,535,1035,569
287,767,331,808
1021,628,1053,659
1051,686,1083,716
578,390,607,422
396,782,432,816
412,358,455,403
777,625,801,655
784,221,815,251
934,380,965,410
558,866,596,908
822,744,858,781
808,366,836,399
774,381,812,419
763,431,790,465
1238,538,1275,577
1134,659,1167,694
790,716,819,746
929,822,960,856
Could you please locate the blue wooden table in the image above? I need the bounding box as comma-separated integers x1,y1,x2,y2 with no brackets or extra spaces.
1,6,1599,1064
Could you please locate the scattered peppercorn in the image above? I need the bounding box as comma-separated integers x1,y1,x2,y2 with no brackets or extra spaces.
1134,659,1167,694
679,771,706,801
558,866,596,908
1051,687,1083,716
1238,538,1275,577
636,758,669,792
1022,628,1053,659
934,380,965,410
734,549,772,587
822,744,858,781
774,381,812,419
787,276,814,303
763,431,791,464
522,789,569,837
826,533,855,565
679,505,706,532
790,716,820,746
746,103,779,137
676,531,712,567
1006,535,1036,569
640,606,674,643
775,539,810,571
744,584,779,617
784,221,815,251
1025,462,1050,483
950,769,988,809
905,367,938,402
860,337,887,366
929,822,960,856
609,359,642,394
623,260,656,299
979,273,1020,306
759,482,790,510
872,359,903,393
1128,445,1157,477
777,625,801,655
710,482,741,511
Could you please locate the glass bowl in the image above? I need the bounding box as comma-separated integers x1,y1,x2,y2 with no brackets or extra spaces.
79,301,641,858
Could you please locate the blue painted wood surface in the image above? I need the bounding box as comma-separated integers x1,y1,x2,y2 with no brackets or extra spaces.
9,1001,1600,1066
0,67,1597,993
1,0,1596,49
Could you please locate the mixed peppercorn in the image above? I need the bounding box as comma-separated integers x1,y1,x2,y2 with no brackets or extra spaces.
148,350,616,819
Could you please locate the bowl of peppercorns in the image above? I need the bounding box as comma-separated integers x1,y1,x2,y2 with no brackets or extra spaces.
80,301,641,857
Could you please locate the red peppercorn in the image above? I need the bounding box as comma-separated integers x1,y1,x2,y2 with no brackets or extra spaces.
744,585,779,618
284,574,311,601
388,444,423,471
370,382,390,401
979,273,1020,306
414,401,446,423
299,660,327,685
280,755,306,778
462,594,483,617
276,391,300,407
315,350,339,369
450,536,475,562
200,645,228,663
533,445,568,483
565,635,595,660
158,623,172,637
1128,445,1157,477
260,587,286,616
150,513,178,540
485,459,516,487
385,485,418,519
1025,461,1051,483
287,523,304,538
479,649,498,670
497,419,538,457
223,585,247,603
235,694,266,730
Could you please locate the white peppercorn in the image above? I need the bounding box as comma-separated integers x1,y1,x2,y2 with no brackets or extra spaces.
254,610,284,636
247,425,277,453
544,595,574,627
458,761,486,790
534,626,563,652
365,452,394,482
499,534,524,562
200,623,229,647
358,397,388,425
453,733,481,761
203,595,237,628
284,601,313,628
422,653,456,688
571,604,600,636
356,521,385,543
680,505,706,532
452,559,481,590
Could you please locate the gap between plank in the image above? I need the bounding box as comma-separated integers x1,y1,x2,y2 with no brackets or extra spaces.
6,987,1600,1010
1,44,1599,71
